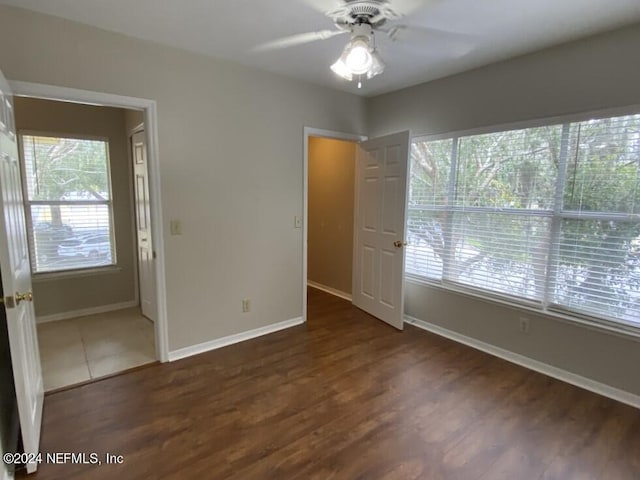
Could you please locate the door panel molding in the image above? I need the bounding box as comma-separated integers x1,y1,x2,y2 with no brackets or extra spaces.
352,131,410,330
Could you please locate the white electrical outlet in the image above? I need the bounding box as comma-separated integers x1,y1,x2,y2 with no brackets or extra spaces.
242,298,250,313
294,216,302,229
519,317,530,334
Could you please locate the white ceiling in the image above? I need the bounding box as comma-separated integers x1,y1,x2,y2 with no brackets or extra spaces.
2,0,640,96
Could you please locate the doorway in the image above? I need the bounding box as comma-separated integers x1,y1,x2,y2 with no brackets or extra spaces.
7,82,168,394
303,127,411,330
12,97,156,391
303,128,364,322
307,136,357,303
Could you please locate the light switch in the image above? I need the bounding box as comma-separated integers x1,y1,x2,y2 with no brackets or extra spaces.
294,216,302,229
170,219,182,236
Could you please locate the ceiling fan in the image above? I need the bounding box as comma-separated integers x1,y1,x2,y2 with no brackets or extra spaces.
252,0,472,88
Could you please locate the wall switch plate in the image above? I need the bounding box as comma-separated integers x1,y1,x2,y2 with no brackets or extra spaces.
519,317,530,334
294,216,302,229
170,219,182,236
242,298,250,313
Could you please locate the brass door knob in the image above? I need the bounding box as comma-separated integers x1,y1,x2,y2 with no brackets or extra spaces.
15,291,33,305
393,240,407,248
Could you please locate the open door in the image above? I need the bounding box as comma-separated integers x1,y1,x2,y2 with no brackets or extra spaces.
352,131,410,330
0,72,44,472
131,130,157,322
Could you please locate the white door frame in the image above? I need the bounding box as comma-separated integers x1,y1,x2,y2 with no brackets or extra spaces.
8,80,170,362
302,127,366,323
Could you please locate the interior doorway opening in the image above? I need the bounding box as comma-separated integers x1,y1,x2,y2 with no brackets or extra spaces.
1,82,168,402
307,136,357,303
303,127,411,330
303,128,365,322
12,97,156,392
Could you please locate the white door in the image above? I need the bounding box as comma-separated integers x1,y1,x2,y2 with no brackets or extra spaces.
352,131,410,330
131,130,157,322
0,72,44,473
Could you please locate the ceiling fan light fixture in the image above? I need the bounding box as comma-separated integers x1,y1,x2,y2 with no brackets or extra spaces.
329,23,384,86
330,55,353,81
344,38,373,75
366,49,385,79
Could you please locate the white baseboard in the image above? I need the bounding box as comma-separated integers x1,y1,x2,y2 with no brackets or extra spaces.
168,317,304,362
405,315,640,410
307,281,352,302
36,300,139,324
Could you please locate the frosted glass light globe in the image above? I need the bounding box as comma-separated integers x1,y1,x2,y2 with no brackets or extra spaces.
345,40,373,75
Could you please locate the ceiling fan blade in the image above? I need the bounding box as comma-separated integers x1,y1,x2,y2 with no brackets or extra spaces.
385,24,476,56
252,29,347,52
387,24,473,42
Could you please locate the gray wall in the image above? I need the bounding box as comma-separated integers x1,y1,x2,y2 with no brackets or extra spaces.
0,5,366,351
14,97,136,318
368,23,640,138
368,24,640,396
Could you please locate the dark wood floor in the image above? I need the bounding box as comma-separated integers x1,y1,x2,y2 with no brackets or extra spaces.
21,287,640,479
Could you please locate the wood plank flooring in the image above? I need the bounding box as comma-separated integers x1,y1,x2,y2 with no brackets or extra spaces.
20,287,640,479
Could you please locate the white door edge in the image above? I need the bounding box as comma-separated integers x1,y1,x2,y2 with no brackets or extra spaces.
131,130,157,322
9,80,170,362
352,131,411,330
302,127,367,323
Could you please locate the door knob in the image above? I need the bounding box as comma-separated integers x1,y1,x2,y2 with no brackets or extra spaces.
15,291,33,305
393,240,407,248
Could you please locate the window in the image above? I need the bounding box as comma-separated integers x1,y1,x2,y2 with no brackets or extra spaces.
20,134,116,274
407,113,640,328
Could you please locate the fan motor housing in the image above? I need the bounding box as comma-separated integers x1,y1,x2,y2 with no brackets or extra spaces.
329,0,400,29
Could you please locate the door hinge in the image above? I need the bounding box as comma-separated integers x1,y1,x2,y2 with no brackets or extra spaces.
152,251,157,260
0,296,16,309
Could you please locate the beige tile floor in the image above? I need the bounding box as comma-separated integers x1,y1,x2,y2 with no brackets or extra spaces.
37,307,155,392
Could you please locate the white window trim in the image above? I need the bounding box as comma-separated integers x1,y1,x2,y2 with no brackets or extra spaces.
407,105,640,334
18,130,118,276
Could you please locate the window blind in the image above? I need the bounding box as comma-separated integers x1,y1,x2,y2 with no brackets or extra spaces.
407,113,640,327
20,134,116,273
548,115,640,324
406,138,451,280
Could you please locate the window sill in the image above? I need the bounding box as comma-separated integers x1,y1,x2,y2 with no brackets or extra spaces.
404,275,640,341
32,266,123,283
